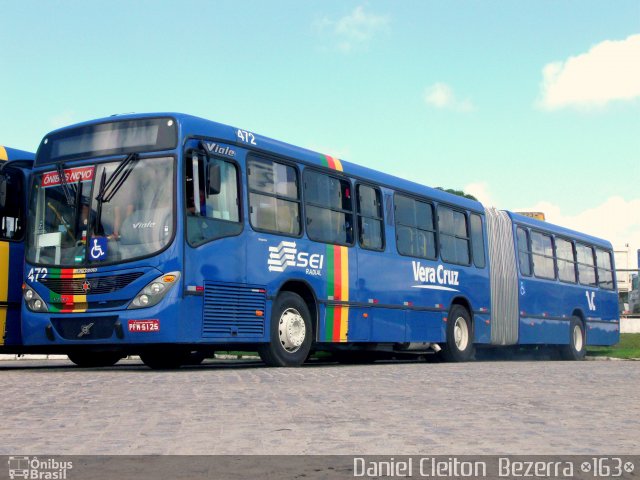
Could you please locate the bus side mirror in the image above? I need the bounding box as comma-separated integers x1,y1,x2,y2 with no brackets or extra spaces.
0,175,7,208
208,163,221,195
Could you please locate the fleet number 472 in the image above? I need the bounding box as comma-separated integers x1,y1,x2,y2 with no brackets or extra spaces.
236,129,257,145
27,267,48,282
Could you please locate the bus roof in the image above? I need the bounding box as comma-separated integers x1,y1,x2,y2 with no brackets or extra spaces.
507,211,612,249
0,145,35,162
41,112,485,213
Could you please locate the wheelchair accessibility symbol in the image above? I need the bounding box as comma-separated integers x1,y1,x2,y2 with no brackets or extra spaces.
90,237,108,261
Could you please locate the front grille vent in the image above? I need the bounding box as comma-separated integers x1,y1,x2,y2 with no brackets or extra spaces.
51,316,119,340
203,282,266,338
40,272,144,295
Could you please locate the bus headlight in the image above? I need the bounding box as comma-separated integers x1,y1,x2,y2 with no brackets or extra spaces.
129,271,180,309
23,286,49,312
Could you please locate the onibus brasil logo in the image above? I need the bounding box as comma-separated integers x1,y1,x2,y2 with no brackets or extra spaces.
267,241,324,277
8,457,73,479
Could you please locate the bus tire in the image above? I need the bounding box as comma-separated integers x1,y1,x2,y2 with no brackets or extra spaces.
184,351,209,366
259,292,312,367
560,318,586,361
140,351,187,370
441,305,475,362
67,352,122,368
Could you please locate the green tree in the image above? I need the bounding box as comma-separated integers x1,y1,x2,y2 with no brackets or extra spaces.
435,187,478,201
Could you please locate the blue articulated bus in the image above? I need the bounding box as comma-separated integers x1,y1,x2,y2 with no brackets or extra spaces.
20,113,619,368
0,146,34,353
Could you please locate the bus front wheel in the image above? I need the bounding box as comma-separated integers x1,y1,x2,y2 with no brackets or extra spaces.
560,318,586,361
140,350,188,370
259,292,312,367
441,305,475,362
68,351,123,368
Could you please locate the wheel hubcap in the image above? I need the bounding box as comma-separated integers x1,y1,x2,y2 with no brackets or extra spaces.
279,308,306,353
573,325,583,351
453,316,469,351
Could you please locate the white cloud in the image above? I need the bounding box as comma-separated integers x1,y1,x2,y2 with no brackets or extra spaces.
537,34,640,110
315,5,389,53
519,196,640,268
464,182,494,206
424,83,475,112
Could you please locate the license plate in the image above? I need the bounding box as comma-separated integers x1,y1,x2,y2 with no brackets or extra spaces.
128,319,160,332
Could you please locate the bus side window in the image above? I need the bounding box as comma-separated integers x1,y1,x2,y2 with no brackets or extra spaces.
576,243,597,287
470,213,485,268
438,206,470,265
248,156,300,236
186,153,241,245
596,248,614,290
356,184,384,251
531,230,555,280
304,170,353,246
516,227,532,276
394,194,436,259
556,238,577,283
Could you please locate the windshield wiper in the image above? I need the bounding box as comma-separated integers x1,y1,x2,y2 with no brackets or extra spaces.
93,153,139,237
72,177,84,241
56,162,75,207
95,153,139,203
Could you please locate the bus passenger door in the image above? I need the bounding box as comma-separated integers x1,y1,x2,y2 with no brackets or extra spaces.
183,146,247,341
352,188,406,342
0,166,26,347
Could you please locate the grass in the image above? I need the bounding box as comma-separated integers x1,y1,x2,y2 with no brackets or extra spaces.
214,351,259,358
587,333,640,359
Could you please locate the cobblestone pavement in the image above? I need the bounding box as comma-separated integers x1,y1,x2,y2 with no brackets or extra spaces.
0,358,638,455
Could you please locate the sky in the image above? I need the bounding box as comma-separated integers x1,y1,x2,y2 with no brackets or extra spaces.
1,1,639,267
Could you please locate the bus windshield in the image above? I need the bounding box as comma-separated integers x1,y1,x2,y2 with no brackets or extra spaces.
26,156,174,266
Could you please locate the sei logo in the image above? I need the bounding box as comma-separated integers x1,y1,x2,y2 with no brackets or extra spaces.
267,241,324,277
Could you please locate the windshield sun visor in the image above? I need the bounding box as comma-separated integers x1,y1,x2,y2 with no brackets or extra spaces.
36,117,177,165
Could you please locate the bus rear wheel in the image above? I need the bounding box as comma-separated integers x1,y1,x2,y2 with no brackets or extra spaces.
68,351,123,368
560,318,586,361
441,305,475,362
259,292,312,367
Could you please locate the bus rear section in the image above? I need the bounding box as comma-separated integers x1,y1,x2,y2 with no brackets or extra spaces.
0,146,34,353
484,208,619,359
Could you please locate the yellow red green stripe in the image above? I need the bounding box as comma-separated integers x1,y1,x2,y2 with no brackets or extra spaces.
321,154,343,172
325,245,349,342
47,268,89,312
